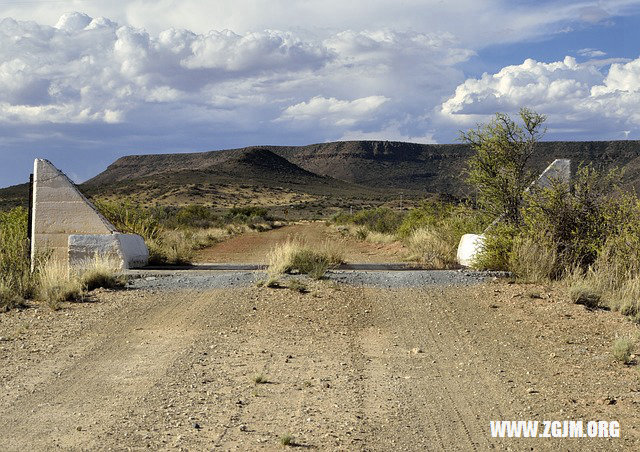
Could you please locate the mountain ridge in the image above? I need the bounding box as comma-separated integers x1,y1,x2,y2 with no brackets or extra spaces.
2,139,640,212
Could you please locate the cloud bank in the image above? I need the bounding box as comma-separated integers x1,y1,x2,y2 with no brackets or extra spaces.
0,4,640,186
0,13,473,138
441,55,640,137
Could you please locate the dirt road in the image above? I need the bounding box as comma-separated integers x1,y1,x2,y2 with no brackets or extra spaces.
1,280,639,451
195,222,408,264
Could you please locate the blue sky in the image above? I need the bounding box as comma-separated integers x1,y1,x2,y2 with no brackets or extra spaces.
1,0,640,187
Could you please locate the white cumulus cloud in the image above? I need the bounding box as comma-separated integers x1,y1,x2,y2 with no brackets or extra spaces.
281,96,389,126
440,55,640,137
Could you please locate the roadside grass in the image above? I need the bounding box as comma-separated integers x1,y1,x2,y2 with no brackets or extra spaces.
406,227,457,269
95,201,281,265
79,254,127,291
508,236,557,283
333,202,487,267
38,260,84,310
1,207,128,311
267,240,343,280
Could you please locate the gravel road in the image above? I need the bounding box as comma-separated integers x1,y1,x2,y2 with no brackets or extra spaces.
2,281,638,450
127,269,504,290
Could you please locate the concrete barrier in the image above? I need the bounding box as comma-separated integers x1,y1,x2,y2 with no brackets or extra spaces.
68,233,149,269
457,234,485,268
526,158,571,193
31,159,149,269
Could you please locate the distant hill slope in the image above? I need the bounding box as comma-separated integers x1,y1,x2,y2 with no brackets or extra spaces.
3,140,640,211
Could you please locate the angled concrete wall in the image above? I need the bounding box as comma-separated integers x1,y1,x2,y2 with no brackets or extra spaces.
525,158,571,193
31,159,148,269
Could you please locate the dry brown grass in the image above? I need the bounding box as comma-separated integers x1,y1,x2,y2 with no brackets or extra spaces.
78,254,126,291
406,227,458,269
509,236,557,283
37,260,83,310
267,239,343,280
365,231,397,244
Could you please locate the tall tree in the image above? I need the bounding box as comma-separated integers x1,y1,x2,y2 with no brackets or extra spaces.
461,108,546,224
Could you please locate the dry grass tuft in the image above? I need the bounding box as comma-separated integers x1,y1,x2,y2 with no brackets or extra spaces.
267,240,343,280
406,227,458,269
79,254,127,292
280,434,294,447
148,230,196,265
613,337,635,364
37,260,83,310
509,236,556,283
568,277,602,309
365,231,397,244
287,278,309,293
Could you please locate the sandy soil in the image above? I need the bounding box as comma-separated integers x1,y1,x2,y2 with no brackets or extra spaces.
1,280,640,451
195,222,408,264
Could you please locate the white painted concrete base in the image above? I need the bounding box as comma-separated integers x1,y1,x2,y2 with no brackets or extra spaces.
457,234,485,268
68,233,149,269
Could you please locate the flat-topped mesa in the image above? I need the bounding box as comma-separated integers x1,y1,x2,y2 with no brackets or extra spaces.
31,159,149,269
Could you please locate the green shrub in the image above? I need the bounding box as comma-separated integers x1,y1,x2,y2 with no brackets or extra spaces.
171,204,218,229
0,207,35,306
521,166,628,274
461,108,546,224
94,200,161,242
474,222,518,271
350,207,404,234
396,201,453,238
224,206,270,226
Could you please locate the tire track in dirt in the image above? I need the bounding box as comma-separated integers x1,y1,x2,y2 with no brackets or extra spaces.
0,289,212,451
351,287,520,451
2,282,639,450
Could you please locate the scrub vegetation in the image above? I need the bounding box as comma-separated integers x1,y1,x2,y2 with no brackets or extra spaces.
332,201,488,268
94,202,283,265
462,108,640,325
1,207,36,311
266,239,344,281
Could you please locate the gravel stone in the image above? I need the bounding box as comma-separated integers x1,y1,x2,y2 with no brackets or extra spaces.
127,269,499,290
